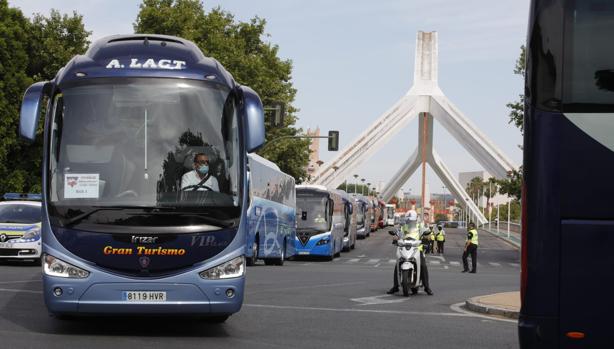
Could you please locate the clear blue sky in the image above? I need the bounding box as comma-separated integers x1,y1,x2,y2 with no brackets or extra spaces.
10,0,528,195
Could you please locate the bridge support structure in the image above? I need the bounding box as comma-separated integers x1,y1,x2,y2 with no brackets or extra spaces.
310,31,516,225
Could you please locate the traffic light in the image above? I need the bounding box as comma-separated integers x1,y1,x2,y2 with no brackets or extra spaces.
328,130,339,151
266,102,285,127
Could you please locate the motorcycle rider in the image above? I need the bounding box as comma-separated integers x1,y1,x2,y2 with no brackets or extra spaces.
387,210,434,295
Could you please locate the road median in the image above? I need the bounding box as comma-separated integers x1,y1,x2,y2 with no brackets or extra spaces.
465,291,520,320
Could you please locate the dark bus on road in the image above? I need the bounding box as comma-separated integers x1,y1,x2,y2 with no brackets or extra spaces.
520,1,614,347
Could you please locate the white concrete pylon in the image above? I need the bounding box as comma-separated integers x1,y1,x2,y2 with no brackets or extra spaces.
310,31,516,225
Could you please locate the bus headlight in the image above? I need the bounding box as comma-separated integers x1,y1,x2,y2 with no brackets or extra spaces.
43,254,89,278
316,238,330,246
199,256,245,280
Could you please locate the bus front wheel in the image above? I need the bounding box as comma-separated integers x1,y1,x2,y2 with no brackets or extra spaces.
246,238,258,266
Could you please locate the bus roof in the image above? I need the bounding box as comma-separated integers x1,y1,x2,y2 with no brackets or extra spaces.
54,34,235,87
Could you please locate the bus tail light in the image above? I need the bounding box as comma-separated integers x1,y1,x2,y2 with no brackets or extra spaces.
566,332,585,340
199,256,245,280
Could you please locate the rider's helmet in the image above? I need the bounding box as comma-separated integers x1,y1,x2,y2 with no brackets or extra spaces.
406,209,418,221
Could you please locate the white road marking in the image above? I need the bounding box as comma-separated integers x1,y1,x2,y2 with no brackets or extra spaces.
351,295,409,306
346,258,360,263
366,259,380,264
509,263,520,267
429,261,441,265
388,259,396,264
244,303,472,318
248,281,366,295
0,280,41,285
0,288,42,294
374,263,381,268
449,302,517,324
358,254,366,257
489,262,501,267
429,255,446,262
450,261,460,266
444,265,449,270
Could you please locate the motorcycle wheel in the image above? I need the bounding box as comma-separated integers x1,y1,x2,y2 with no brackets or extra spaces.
401,269,410,297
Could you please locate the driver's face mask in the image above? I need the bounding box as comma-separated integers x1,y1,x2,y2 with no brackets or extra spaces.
198,164,209,175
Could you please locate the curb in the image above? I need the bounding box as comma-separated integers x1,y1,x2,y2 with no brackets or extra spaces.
465,295,519,320
480,228,521,249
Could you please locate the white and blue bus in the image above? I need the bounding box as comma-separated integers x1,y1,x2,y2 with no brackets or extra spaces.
295,185,345,260
333,190,357,252
353,195,371,239
245,154,296,266
17,34,267,322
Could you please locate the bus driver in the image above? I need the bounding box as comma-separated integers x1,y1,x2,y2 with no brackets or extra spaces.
181,153,220,191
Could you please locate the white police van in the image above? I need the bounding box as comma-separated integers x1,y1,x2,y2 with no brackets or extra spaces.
0,194,42,263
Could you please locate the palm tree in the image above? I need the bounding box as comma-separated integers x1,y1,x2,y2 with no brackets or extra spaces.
466,176,484,204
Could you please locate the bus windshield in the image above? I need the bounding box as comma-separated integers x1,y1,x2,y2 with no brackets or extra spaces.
0,204,41,224
297,194,330,232
47,78,241,229
356,204,365,226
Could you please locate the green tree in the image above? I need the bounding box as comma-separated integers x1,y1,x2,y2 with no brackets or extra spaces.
134,0,310,181
497,167,522,201
0,2,90,194
0,0,32,193
465,176,484,203
28,10,91,81
497,45,526,200
506,45,525,133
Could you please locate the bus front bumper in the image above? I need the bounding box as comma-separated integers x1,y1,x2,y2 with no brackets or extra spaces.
43,274,245,316
294,234,333,257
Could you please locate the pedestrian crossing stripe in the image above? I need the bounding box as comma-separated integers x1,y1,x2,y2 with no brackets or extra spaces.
330,257,519,268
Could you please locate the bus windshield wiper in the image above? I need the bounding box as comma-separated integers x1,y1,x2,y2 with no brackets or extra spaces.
62,205,166,227
169,212,236,228
63,206,129,227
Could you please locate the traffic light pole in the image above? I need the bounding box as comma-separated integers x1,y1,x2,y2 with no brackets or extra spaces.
258,135,338,152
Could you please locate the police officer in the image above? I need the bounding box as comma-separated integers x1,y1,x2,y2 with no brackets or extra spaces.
428,225,436,254
436,225,446,254
387,210,433,295
462,222,479,273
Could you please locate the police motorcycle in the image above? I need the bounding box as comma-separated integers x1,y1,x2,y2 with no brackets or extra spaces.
388,227,424,297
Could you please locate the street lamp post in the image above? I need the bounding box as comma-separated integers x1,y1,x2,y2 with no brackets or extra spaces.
361,178,366,195
441,185,447,218
353,174,359,194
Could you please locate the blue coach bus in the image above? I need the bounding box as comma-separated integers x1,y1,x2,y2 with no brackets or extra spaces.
520,1,614,346
334,190,357,252
354,195,370,239
245,154,296,266
17,34,266,321
295,185,345,260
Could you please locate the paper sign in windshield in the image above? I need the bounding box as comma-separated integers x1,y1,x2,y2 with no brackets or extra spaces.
64,174,99,199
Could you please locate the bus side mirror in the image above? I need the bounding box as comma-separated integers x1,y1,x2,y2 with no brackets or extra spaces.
19,81,50,143
240,86,265,152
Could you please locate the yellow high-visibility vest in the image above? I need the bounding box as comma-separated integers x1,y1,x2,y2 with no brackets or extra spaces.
406,227,424,252
467,229,479,246
436,231,445,241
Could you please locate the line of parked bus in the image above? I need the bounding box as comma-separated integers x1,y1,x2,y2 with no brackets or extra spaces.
246,154,395,264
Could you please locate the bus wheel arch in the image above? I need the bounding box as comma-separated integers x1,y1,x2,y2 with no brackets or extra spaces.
247,233,259,266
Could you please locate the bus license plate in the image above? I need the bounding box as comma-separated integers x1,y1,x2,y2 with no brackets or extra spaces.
122,291,166,302
298,251,310,255
0,242,13,248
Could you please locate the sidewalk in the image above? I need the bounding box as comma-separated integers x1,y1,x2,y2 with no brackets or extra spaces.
465,291,520,319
